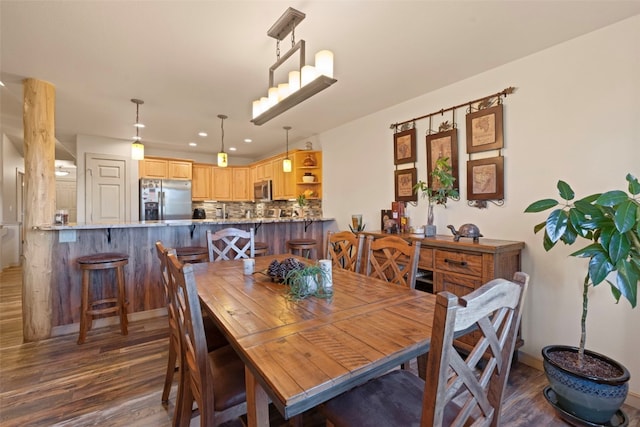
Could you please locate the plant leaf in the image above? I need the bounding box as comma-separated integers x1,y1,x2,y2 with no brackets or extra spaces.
588,252,613,285
574,199,602,218
607,230,630,264
613,199,637,233
525,199,558,213
543,231,556,251
568,208,590,238
533,221,546,234
557,180,574,201
571,243,605,258
608,279,622,303
615,259,638,308
546,209,568,243
626,173,640,195
596,190,628,207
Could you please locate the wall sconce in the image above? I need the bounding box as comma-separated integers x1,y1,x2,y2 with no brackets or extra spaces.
131,98,145,160
217,114,228,167
251,7,337,126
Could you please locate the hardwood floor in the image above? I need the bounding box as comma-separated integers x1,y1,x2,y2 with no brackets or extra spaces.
1,266,637,426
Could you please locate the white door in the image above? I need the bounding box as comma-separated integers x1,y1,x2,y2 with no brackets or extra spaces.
85,155,128,223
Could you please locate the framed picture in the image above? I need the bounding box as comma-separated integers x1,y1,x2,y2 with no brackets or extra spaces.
394,128,417,165
467,156,504,200
466,104,503,153
394,168,417,202
426,129,459,191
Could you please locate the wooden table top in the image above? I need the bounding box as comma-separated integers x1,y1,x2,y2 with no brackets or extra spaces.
193,255,437,421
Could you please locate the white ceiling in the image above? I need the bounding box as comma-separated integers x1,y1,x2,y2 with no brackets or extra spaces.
2,1,640,163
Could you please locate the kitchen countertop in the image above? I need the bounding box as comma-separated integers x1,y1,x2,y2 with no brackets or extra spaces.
34,217,335,231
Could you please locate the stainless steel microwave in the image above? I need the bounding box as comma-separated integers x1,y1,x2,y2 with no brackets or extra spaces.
253,180,272,201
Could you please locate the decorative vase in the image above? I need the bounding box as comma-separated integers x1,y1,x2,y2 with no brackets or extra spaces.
542,345,630,424
303,154,316,166
302,173,315,183
425,204,436,237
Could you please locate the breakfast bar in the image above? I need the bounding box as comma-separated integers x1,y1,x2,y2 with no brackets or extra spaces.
31,217,336,337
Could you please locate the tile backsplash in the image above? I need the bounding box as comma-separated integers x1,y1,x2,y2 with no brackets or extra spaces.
192,199,322,219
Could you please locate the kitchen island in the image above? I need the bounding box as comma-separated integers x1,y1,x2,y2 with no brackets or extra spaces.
32,217,336,337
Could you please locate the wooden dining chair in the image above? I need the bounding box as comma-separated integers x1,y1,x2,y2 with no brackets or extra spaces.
166,252,247,427
363,235,421,289
154,241,229,412
206,227,255,262
325,231,365,273
321,272,529,427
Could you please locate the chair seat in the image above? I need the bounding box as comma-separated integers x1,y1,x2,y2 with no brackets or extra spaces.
287,239,317,247
175,246,208,256
322,370,424,427
208,345,247,412
77,252,129,264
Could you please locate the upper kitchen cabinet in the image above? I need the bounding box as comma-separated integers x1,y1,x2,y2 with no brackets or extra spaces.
272,155,296,200
294,151,322,199
192,163,213,201
232,167,251,201
255,160,273,182
212,166,232,201
139,156,192,180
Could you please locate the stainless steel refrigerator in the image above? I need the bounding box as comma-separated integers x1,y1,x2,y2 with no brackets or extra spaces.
140,179,192,220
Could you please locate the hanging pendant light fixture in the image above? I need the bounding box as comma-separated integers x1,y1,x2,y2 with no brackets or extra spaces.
251,7,336,125
282,126,292,172
217,114,228,167
131,98,145,160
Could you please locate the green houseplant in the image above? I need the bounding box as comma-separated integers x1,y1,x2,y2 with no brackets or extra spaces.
284,264,332,300
525,173,639,423
413,157,459,236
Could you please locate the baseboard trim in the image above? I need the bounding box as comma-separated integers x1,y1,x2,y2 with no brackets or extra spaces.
517,350,639,409
51,308,167,337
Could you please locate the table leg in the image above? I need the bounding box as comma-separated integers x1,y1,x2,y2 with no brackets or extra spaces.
246,365,270,427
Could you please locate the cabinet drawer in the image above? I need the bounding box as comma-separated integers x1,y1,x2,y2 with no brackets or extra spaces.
435,249,482,277
418,248,433,270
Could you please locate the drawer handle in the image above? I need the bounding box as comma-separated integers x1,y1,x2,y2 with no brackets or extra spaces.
444,258,467,267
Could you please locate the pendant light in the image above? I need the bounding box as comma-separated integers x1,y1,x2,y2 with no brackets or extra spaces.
217,114,228,167
131,99,145,160
282,126,292,173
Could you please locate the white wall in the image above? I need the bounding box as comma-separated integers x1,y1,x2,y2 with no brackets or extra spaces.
321,16,640,396
1,134,23,269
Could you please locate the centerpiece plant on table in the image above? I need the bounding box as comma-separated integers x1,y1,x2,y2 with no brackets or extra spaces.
525,173,639,424
413,156,459,236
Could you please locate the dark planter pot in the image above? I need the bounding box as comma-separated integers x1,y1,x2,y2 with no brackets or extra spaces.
542,345,630,424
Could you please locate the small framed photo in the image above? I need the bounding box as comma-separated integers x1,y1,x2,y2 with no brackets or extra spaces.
394,128,417,165
426,129,459,191
466,104,503,153
467,156,504,200
394,168,417,202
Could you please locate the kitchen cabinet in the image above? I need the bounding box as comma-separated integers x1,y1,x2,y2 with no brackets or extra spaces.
232,167,251,201
294,151,322,199
139,156,192,179
255,160,273,182
272,155,296,200
192,163,213,201
212,166,232,201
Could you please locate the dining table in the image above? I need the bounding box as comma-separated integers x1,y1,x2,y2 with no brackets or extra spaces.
193,254,437,427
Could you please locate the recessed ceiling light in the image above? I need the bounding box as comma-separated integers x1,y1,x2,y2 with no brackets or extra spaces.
198,132,208,137
188,142,197,147
229,147,237,151
0,81,5,87
244,138,252,143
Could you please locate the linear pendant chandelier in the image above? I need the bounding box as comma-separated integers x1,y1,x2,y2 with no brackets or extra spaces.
251,7,337,126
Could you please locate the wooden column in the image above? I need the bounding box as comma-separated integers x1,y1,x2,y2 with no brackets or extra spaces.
22,78,56,341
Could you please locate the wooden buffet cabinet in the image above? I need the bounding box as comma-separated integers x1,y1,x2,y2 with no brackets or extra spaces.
364,232,525,352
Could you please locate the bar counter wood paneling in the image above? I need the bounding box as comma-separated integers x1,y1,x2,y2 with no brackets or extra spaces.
34,218,335,335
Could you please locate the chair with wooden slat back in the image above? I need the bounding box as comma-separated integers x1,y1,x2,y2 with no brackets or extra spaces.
154,241,180,407
166,253,247,427
326,231,365,273
321,272,529,427
364,235,421,289
206,227,255,262
155,241,229,418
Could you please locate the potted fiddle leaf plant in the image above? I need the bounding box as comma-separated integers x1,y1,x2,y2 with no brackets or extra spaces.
525,173,639,424
413,156,459,236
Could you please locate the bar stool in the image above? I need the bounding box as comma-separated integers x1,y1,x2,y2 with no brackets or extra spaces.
254,241,269,257
286,238,318,259
175,246,209,264
76,252,129,344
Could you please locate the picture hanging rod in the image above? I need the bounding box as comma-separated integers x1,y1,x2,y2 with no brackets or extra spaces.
391,86,516,129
